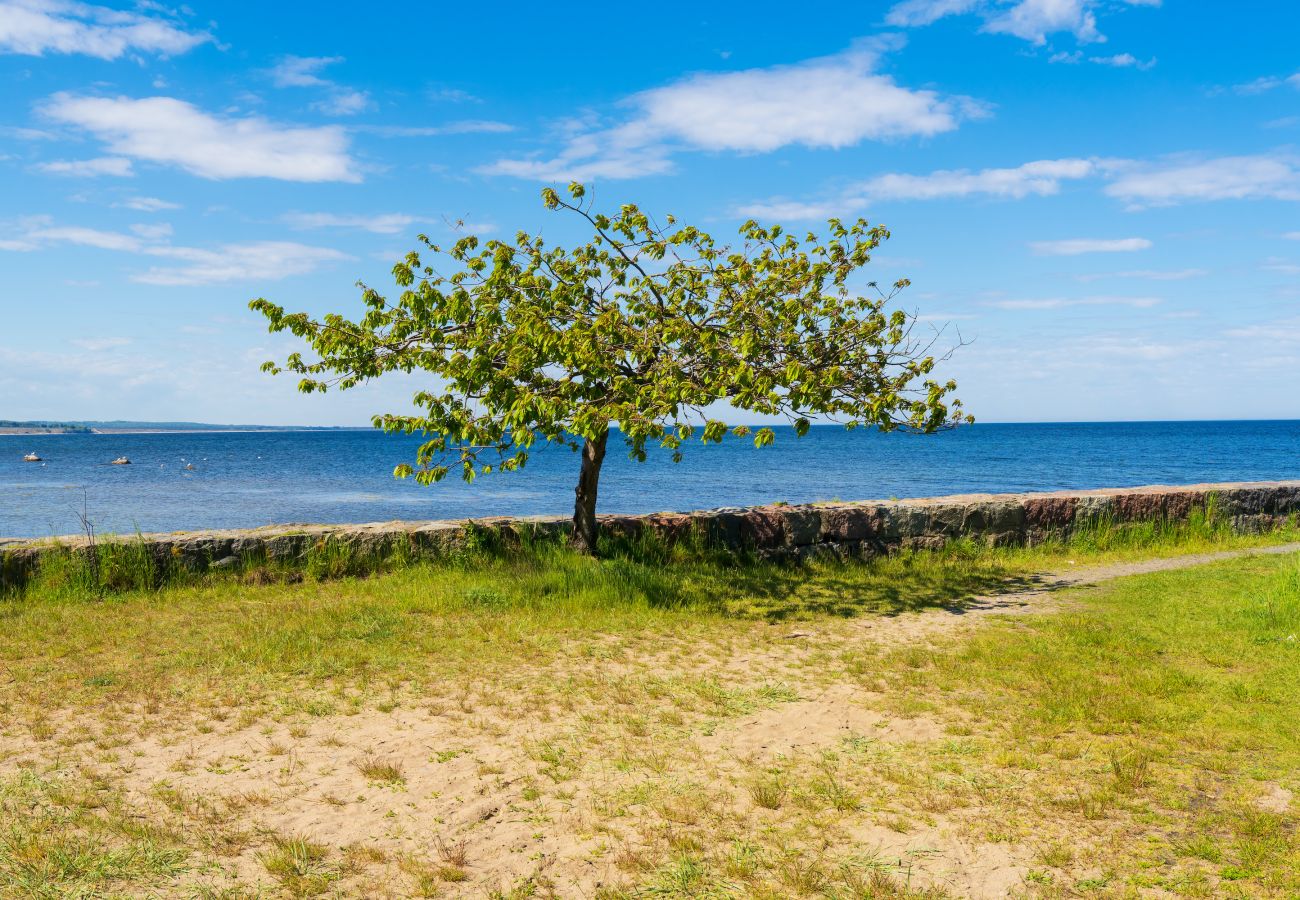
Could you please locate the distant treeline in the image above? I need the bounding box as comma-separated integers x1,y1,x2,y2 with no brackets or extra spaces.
0,420,92,432
1,419,366,432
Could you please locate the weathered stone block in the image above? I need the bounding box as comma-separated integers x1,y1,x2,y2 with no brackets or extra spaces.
819,506,872,542
1113,492,1166,522
895,506,931,537
963,500,1025,535
1024,496,1076,531
780,508,822,546
691,509,746,548
739,509,787,549
1162,491,1206,521
1075,495,1115,524
927,503,966,536
901,535,946,552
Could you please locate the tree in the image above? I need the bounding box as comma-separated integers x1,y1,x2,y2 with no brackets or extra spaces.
250,183,969,554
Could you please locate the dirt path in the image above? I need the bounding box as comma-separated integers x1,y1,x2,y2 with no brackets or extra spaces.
3,543,1298,899
837,542,1300,646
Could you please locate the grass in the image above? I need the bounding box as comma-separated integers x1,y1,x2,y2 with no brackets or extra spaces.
0,516,1297,896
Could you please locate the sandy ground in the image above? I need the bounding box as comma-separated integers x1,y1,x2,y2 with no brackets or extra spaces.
3,543,1297,898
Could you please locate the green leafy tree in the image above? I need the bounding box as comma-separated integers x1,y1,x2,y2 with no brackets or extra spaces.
251,184,969,553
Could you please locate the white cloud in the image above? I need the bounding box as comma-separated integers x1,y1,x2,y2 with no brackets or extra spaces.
885,0,1158,45
739,157,1094,220
885,0,981,26
282,212,416,235
270,55,372,116
313,89,371,116
35,155,132,176
1104,154,1300,206
1226,316,1300,342
865,157,1093,199
480,40,981,181
71,336,131,351
0,125,56,140
986,0,1101,44
1262,257,1300,275
1075,268,1207,282
358,120,514,138
269,55,340,88
0,0,210,59
1226,72,1300,95
1029,237,1152,255
428,87,481,104
134,242,350,286
119,196,180,212
1089,53,1155,70
129,222,171,240
988,295,1161,310
29,223,142,251
1284,231,1300,240
41,93,360,182
742,151,1300,222
632,42,970,151
0,216,348,285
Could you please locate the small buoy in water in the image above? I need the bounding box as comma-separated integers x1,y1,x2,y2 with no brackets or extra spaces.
185,463,195,470
111,456,130,465
23,452,41,462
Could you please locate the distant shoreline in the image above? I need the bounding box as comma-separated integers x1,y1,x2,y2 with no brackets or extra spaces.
0,427,372,436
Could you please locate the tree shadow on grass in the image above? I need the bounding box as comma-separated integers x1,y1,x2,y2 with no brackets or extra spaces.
599,552,1069,623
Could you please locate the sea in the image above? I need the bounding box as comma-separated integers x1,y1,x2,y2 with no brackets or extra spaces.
3,421,1299,539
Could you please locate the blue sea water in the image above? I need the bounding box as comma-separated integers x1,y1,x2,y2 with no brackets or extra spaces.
2,421,1299,539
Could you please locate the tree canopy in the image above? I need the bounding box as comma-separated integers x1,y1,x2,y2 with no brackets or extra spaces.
251,183,969,552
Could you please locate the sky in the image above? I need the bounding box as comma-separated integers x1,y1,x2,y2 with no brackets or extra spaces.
1,0,1298,426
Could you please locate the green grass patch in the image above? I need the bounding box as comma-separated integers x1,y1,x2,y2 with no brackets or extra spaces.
860,551,1300,894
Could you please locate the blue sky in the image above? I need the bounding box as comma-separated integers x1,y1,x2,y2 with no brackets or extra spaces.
1,0,1298,425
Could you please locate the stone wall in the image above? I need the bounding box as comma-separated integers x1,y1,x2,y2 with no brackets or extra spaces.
2,480,1298,591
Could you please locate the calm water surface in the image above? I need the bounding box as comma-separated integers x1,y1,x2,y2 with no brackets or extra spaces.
3,421,1299,538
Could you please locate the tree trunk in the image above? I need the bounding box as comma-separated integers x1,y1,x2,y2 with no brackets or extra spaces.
571,429,609,554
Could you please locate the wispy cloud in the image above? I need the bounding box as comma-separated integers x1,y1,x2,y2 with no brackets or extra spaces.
885,0,1160,46
1222,71,1300,96
356,120,514,138
1104,153,1300,206
135,242,349,286
0,216,349,285
1075,268,1207,282
313,90,370,116
34,155,132,176
987,295,1162,310
0,0,211,59
118,196,180,212
740,158,1095,220
282,212,417,234
41,93,361,182
1088,53,1156,70
269,55,340,88
427,87,481,103
1262,257,1300,275
268,55,372,116
480,38,984,181
71,336,131,351
742,150,1300,221
1029,237,1152,255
